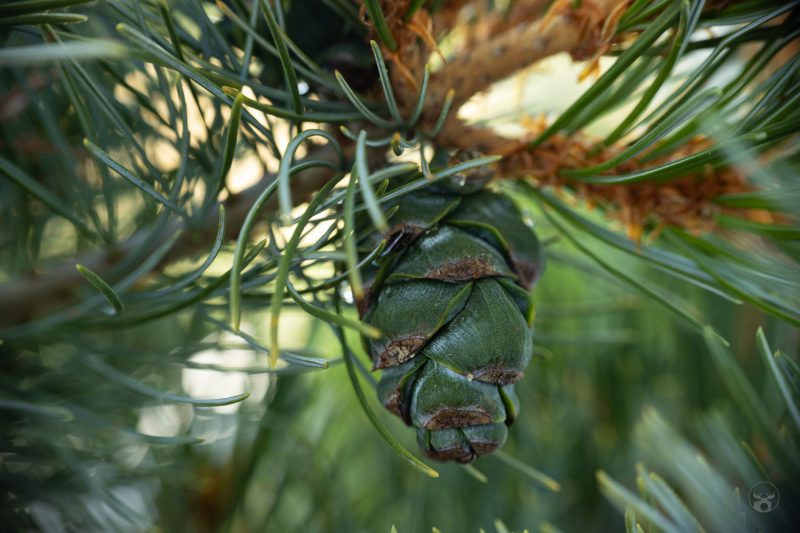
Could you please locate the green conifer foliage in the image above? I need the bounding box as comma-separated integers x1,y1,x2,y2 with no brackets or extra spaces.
0,1,798,531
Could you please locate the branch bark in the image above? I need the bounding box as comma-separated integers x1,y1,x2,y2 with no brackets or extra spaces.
419,0,628,135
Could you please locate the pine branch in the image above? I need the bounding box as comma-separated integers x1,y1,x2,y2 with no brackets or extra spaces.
1,1,799,530
483,0,552,38
419,0,627,125
0,145,339,328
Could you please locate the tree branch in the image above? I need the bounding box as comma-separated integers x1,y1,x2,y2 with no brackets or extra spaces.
0,145,340,328
438,118,769,241
420,0,628,124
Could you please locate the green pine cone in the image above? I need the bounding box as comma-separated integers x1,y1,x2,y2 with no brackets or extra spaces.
358,179,543,464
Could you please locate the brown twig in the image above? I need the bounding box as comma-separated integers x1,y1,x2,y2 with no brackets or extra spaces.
418,0,628,126
482,0,552,40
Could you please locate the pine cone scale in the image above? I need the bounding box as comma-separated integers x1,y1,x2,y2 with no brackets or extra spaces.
419,278,531,385
365,280,473,368
385,226,515,283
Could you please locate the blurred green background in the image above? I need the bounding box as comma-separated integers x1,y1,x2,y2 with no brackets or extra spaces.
15,219,789,532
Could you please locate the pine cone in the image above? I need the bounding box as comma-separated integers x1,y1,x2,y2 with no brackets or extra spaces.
357,170,544,463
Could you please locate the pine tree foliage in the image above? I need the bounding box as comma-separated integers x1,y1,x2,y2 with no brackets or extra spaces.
0,0,798,531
